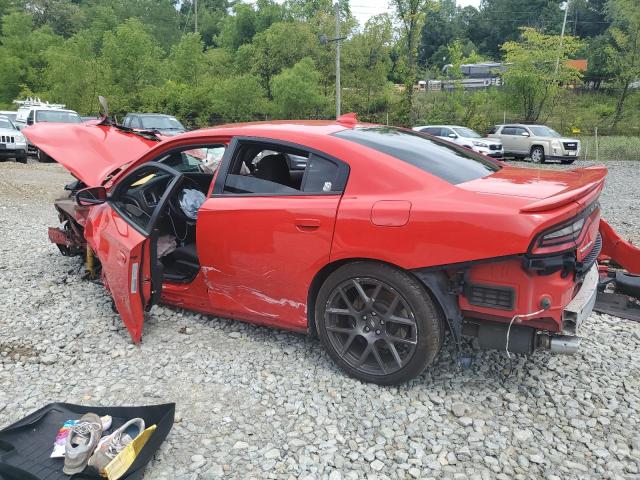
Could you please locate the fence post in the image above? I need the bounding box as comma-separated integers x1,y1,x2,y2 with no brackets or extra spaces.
595,127,599,162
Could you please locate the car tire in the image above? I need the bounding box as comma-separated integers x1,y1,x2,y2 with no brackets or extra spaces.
16,155,27,164
37,149,52,163
315,261,443,385
530,146,545,164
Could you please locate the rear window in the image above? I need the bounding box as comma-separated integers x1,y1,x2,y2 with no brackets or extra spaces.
36,110,81,123
333,127,500,185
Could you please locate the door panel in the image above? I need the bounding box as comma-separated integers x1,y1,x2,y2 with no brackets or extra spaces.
86,204,150,343
85,162,183,343
197,195,341,330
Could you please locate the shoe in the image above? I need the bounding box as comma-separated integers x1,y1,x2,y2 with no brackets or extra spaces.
88,418,145,475
63,413,103,475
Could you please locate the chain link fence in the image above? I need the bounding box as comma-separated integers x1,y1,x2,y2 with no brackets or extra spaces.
578,133,640,161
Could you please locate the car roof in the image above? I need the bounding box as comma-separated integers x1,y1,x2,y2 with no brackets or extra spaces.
127,113,177,117
417,125,465,129
23,106,78,113
177,120,352,139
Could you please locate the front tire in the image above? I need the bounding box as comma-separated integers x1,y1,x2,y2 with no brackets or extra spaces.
530,146,545,164
37,149,52,163
315,262,443,385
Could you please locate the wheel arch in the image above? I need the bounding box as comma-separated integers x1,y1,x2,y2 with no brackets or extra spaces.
530,143,547,154
306,257,453,338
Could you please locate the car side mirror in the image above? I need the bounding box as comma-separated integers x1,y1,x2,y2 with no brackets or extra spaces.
448,133,457,138
76,186,107,206
26,118,33,125
521,131,530,137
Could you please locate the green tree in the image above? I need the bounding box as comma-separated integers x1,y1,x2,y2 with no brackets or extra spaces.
501,27,583,122
342,14,393,117
270,57,327,117
605,0,640,126
165,32,206,85
0,11,60,103
100,18,164,112
250,21,320,97
391,0,432,124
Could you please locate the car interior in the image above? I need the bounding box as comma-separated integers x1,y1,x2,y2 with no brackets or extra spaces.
112,142,332,283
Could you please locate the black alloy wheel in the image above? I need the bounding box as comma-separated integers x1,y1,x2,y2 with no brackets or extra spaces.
316,262,443,385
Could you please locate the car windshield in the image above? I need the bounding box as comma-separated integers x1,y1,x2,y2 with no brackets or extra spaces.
36,110,82,123
0,117,15,129
140,116,184,130
529,126,561,137
334,127,500,185
453,127,481,138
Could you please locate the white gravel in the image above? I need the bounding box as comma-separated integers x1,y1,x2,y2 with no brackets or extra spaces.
1,159,639,479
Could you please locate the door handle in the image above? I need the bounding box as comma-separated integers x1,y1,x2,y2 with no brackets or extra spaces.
295,218,321,231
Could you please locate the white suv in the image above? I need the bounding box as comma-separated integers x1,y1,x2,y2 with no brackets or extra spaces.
413,125,504,158
13,100,82,161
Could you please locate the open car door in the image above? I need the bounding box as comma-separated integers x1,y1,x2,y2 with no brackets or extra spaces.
83,162,184,342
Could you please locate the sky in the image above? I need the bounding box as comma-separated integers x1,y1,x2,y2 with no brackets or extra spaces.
351,0,481,27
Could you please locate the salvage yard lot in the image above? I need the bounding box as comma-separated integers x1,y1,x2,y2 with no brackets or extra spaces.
1,159,639,479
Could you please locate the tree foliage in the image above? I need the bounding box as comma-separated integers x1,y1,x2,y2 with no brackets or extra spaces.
501,27,583,122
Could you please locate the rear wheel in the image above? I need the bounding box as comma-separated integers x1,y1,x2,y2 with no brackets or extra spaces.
530,146,545,164
315,262,443,385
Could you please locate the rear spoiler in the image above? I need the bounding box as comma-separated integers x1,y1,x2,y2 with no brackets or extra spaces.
520,166,607,213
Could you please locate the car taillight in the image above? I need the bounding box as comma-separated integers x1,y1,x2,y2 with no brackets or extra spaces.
539,217,585,248
530,202,599,255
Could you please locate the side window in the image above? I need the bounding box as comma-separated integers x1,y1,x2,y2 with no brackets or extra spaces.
422,127,441,136
220,142,347,196
488,126,497,134
502,126,516,135
441,128,455,137
27,110,34,123
514,127,527,136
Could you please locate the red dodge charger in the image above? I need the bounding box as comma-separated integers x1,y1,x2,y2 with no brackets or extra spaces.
26,114,605,384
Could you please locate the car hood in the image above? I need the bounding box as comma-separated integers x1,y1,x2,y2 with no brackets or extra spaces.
22,122,159,186
459,164,607,204
536,136,579,143
0,128,20,136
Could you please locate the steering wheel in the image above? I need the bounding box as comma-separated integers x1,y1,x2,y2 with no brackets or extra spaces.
168,177,203,223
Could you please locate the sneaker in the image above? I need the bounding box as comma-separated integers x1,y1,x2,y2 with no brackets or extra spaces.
63,413,103,475
87,418,145,475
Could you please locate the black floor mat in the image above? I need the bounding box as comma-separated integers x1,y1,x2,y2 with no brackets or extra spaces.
0,403,174,480
595,292,640,322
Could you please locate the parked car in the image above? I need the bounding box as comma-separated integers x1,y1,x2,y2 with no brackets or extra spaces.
0,115,27,163
413,125,504,158
122,113,186,136
488,124,580,164
25,115,607,385
0,110,17,123
14,101,82,161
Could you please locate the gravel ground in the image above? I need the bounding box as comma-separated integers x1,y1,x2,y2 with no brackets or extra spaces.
1,158,639,480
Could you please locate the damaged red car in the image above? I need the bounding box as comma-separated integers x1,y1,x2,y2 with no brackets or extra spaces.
25,113,613,384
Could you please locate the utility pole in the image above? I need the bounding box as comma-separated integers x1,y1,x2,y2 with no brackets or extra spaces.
334,2,341,118
555,0,570,75
195,0,198,33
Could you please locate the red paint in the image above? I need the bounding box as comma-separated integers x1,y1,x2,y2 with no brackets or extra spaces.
29,119,629,343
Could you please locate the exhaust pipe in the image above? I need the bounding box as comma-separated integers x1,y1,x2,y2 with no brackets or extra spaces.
548,335,581,355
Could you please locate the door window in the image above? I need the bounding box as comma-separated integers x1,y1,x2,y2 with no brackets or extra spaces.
502,126,516,135
514,127,528,136
422,127,441,136
217,141,348,196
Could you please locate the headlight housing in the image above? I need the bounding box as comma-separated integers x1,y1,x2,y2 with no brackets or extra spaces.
15,134,25,143
551,140,562,149
472,141,488,147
